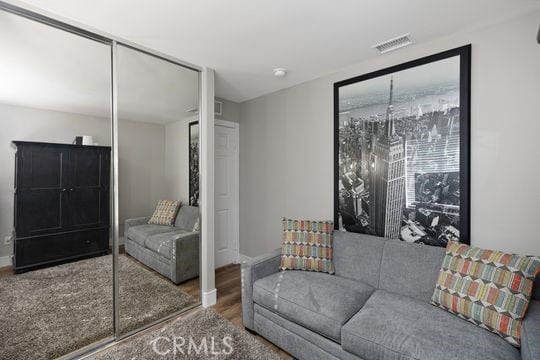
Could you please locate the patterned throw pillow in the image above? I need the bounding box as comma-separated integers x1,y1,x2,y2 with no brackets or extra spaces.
280,218,334,274
431,241,540,347
192,218,200,232
148,200,181,226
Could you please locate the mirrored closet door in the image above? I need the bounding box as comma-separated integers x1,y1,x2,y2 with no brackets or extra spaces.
0,9,114,359
116,44,201,337
0,3,203,358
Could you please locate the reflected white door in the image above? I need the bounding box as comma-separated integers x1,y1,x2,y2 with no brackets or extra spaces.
214,120,239,268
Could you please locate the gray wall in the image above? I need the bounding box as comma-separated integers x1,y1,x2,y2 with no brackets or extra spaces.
0,103,167,258
117,118,167,234
238,10,540,258
164,115,197,205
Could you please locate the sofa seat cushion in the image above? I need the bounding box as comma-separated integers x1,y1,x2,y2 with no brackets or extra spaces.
144,230,188,260
341,290,520,360
253,270,375,342
126,224,175,247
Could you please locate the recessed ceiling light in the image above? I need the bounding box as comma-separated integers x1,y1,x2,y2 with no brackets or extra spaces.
273,68,287,77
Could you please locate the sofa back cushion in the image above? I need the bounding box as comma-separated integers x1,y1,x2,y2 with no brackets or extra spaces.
378,240,445,302
333,232,540,303
174,205,199,231
332,231,386,288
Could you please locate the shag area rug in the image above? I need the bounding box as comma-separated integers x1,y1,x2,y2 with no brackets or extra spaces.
89,308,280,360
0,255,196,360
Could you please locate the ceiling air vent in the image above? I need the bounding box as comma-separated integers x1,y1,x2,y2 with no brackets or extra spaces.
372,34,413,54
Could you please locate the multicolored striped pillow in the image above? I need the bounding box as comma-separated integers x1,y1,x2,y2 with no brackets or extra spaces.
280,218,334,274
431,241,540,347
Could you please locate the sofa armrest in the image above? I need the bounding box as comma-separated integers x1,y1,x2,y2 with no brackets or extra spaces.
124,216,151,237
522,300,540,360
171,231,200,284
241,248,281,330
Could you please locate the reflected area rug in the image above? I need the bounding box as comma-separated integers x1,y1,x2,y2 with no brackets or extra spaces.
0,255,196,360
89,308,280,360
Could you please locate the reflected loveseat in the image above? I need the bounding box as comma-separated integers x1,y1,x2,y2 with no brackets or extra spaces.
124,205,199,284
242,231,540,360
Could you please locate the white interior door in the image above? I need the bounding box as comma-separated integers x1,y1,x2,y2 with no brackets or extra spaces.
214,120,239,268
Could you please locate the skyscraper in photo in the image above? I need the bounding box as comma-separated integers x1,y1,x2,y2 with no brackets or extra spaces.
369,76,406,238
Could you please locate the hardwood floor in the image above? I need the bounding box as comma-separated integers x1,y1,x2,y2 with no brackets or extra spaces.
0,264,12,278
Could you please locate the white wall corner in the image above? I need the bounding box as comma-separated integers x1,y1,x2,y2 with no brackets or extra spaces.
0,255,12,268
237,254,252,264
202,288,217,307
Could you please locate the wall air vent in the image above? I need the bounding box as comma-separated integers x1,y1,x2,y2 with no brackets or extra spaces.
372,34,413,54
185,100,223,115
214,100,223,116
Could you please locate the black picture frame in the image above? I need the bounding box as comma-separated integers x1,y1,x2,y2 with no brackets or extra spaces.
333,45,471,246
188,121,199,206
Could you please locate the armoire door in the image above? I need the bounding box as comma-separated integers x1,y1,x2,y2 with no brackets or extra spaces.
65,147,110,230
15,143,69,237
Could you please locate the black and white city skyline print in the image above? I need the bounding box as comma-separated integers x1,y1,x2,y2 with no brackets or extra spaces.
189,121,199,207
335,49,470,247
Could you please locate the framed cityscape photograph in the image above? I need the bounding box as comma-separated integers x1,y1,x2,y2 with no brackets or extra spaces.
189,121,200,206
334,45,471,247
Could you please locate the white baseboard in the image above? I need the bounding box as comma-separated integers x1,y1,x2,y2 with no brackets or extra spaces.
202,288,217,307
0,255,12,268
237,253,252,264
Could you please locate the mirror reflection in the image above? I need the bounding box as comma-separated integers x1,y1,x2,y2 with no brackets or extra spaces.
0,10,113,359
117,45,200,336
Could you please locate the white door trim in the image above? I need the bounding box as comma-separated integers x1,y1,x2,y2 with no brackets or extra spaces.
215,119,240,266
202,289,217,307
215,118,238,129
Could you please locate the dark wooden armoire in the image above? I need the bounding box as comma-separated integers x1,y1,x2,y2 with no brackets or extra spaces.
12,141,111,272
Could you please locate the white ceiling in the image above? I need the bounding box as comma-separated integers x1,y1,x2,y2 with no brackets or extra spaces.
4,0,540,104
0,10,198,123
117,46,199,124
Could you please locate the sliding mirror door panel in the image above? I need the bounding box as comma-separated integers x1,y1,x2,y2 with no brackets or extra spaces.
0,9,113,359
116,44,200,336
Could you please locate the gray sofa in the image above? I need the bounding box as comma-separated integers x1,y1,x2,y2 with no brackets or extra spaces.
125,205,199,284
242,231,540,360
